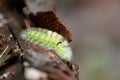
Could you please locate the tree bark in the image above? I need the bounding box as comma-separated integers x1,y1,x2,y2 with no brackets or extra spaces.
0,0,79,80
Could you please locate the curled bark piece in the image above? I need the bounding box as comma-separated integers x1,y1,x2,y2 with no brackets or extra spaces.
23,0,72,42
28,11,72,42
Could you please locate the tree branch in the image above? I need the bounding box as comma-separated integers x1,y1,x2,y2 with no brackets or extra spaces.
0,0,79,80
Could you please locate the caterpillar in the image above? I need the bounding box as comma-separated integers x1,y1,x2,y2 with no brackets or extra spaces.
20,27,72,61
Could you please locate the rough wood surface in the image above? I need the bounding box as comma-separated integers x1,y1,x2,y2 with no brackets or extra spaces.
0,0,79,80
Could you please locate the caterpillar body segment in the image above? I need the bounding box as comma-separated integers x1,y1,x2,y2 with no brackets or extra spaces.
21,27,72,61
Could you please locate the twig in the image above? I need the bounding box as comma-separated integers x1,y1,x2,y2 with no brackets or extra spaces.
0,46,9,58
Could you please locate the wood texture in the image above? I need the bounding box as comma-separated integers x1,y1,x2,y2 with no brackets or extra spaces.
0,0,79,80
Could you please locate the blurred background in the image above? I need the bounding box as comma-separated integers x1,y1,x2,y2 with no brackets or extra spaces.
55,0,120,80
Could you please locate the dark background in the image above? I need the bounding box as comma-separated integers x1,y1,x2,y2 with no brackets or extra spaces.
55,0,120,80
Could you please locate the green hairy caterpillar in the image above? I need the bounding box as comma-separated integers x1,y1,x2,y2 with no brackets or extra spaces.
21,27,72,61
